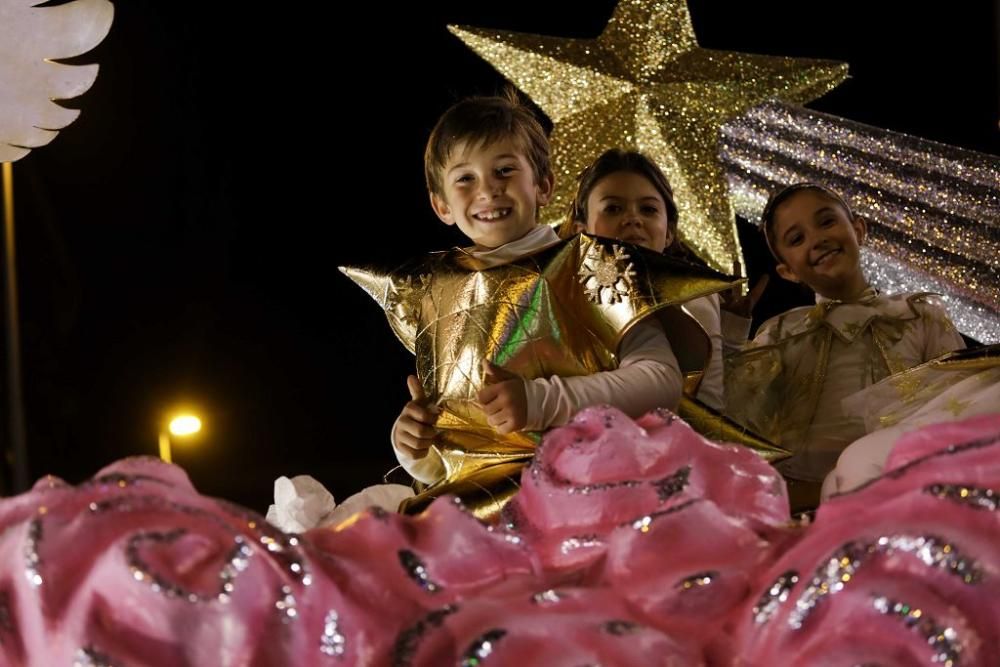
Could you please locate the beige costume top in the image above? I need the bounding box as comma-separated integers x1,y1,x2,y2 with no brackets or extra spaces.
725,288,965,482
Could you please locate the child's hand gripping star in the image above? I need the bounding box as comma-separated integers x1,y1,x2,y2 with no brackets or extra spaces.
478,360,529,435
392,375,440,459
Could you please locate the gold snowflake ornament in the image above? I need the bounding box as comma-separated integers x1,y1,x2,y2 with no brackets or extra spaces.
579,243,636,305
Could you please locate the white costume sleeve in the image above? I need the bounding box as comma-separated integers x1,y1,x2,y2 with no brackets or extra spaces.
522,320,682,430
684,295,725,410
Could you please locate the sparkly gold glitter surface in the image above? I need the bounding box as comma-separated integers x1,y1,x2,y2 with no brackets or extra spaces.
449,0,847,272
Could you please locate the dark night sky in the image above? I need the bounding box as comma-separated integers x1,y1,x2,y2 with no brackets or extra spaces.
6,1,998,511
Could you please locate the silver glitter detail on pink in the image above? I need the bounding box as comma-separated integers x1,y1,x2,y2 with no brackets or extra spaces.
752,571,799,625
217,535,253,602
629,499,700,532
88,494,310,594
398,549,442,594
258,531,312,586
275,585,297,622
391,605,457,667
675,570,717,590
126,530,253,604
653,466,691,502
566,479,641,495
559,535,602,555
24,519,42,588
542,460,691,503
485,522,523,546
531,589,563,605
460,629,506,666
88,494,310,587
72,647,119,667
320,610,346,657
925,483,999,511
789,535,980,629
872,595,961,666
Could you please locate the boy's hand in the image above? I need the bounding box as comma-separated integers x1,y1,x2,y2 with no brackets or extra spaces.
720,260,770,318
478,361,528,435
392,375,439,459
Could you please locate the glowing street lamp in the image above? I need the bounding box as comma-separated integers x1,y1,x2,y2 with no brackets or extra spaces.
158,414,202,463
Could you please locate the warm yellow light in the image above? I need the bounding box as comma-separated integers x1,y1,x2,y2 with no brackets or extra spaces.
168,415,202,437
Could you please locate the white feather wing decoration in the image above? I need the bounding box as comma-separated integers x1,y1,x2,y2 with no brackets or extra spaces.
0,0,114,162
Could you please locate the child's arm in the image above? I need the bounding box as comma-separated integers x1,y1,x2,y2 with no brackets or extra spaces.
686,294,725,410
515,320,683,431
721,309,753,351
390,375,444,484
719,269,770,353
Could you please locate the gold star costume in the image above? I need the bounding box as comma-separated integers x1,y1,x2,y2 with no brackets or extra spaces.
724,289,966,492
344,234,785,518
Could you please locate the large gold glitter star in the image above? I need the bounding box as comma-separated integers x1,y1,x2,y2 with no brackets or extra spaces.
449,0,847,270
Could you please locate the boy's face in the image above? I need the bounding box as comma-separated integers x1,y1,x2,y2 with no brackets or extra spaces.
772,190,867,298
430,138,553,250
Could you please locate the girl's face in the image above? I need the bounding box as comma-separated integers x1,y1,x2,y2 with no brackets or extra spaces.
772,189,869,300
582,171,672,253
